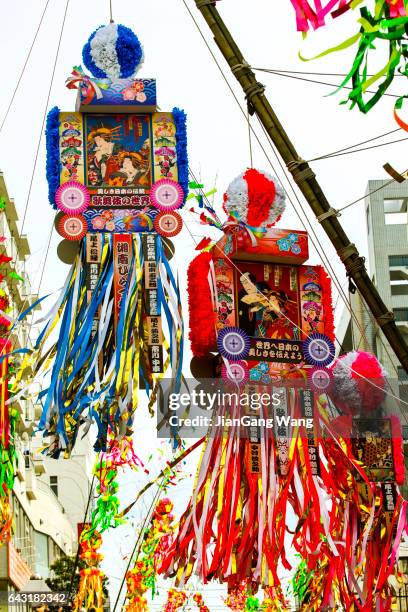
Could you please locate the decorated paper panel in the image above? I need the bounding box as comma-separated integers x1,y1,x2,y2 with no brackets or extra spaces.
234,261,300,342
214,256,236,329
59,112,85,185
299,265,326,337
152,113,179,184
84,113,152,196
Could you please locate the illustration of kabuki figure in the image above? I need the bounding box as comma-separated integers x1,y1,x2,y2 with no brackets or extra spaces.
87,126,151,187
238,272,297,338
302,300,322,333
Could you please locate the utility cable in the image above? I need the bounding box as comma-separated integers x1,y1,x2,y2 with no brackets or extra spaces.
253,68,404,99
20,0,71,235
305,127,401,162
0,0,51,135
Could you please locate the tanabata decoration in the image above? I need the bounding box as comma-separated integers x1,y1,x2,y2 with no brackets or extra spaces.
192,593,210,612
161,168,406,610
124,497,175,611
224,581,253,611
13,22,188,454
162,588,188,612
288,1,408,126
73,529,106,612
0,338,17,544
88,432,145,536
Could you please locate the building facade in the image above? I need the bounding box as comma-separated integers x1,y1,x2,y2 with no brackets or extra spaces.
0,172,85,611
338,179,408,387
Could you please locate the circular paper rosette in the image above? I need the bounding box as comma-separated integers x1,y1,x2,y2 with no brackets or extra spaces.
154,211,183,237
303,333,335,367
308,366,333,392
217,327,250,361
55,182,90,215
82,23,144,79
150,179,184,212
58,214,88,241
221,360,249,385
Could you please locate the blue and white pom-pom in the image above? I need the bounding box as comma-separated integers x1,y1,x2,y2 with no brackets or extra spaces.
82,23,144,79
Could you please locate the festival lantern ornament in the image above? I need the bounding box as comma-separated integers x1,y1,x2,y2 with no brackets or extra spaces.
150,179,184,211
161,168,406,611
154,211,183,237
14,21,188,454
55,181,90,214
303,332,335,367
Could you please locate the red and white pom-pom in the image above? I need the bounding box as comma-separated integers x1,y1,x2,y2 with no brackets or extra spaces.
330,350,386,415
223,168,285,228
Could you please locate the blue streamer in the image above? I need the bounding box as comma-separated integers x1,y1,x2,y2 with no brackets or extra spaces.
45,106,61,207
172,107,189,204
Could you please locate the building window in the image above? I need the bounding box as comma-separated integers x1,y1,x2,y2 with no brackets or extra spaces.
384,198,408,225
389,255,408,267
366,206,370,234
23,450,30,469
394,308,408,322
398,367,408,382
50,475,58,498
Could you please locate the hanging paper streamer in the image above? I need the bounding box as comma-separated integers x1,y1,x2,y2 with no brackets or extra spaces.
192,593,210,612
88,432,145,536
73,530,106,612
162,588,188,612
13,233,183,454
0,338,16,545
161,169,406,609
288,0,408,126
124,498,175,610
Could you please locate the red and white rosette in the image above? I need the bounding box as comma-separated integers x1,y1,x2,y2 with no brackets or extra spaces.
55,181,90,214
308,367,332,393
221,361,249,385
150,179,184,211
58,214,88,241
154,211,183,237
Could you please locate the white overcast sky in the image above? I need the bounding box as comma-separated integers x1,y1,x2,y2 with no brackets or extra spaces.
0,0,406,608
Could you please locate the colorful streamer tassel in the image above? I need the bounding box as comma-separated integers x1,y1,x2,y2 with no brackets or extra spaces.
73,530,105,612
161,389,407,610
162,588,188,612
13,233,183,454
124,498,175,610
0,340,17,545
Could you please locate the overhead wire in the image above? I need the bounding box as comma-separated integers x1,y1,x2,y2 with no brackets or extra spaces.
20,0,71,236
253,68,404,99
0,0,51,136
304,127,401,162
307,136,408,162
179,0,406,397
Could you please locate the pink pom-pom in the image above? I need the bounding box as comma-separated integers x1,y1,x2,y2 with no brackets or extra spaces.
330,350,386,415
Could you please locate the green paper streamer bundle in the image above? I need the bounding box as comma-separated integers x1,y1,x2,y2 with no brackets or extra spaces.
291,555,314,604
300,2,408,117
